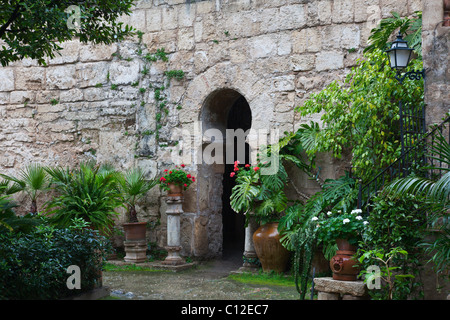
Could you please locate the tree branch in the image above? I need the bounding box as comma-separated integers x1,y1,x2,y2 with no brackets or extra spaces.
0,4,21,40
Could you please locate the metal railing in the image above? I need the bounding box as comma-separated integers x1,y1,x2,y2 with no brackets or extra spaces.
357,115,450,211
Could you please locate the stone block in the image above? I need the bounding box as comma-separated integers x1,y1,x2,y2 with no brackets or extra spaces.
332,0,354,23
79,43,117,62
161,6,178,30
317,0,332,25
76,62,109,88
9,91,35,104
14,67,45,90
194,215,209,257
178,27,195,51
46,65,77,90
315,51,344,71
248,34,277,59
314,277,368,296
0,92,9,104
47,40,80,65
109,60,141,85
317,292,340,300
290,54,316,72
146,8,162,32
178,4,196,27
60,88,84,103
279,4,307,30
271,75,296,92
380,0,408,18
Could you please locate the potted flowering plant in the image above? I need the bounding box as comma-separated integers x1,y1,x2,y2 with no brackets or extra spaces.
314,209,368,280
159,164,195,196
230,160,290,273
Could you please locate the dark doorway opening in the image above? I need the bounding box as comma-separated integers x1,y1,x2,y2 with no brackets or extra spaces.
221,95,252,259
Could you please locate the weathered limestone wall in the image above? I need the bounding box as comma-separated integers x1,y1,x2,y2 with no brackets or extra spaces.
421,0,449,300
0,0,422,258
423,0,450,126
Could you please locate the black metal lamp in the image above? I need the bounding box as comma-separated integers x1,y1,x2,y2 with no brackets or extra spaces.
386,31,425,83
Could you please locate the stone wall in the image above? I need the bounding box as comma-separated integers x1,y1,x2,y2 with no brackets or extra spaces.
420,0,449,300
0,0,423,258
423,0,450,126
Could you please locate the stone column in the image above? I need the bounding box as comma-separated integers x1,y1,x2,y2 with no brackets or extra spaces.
162,195,185,265
241,217,259,270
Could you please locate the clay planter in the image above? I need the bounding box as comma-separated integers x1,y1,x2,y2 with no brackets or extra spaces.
168,184,183,197
123,222,147,241
330,238,360,281
253,222,290,273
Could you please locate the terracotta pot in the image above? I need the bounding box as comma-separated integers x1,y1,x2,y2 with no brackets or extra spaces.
168,184,183,197
123,222,147,241
330,238,359,281
252,222,290,273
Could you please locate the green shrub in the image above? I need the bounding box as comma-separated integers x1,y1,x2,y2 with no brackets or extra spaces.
44,162,123,233
0,223,111,300
358,193,428,299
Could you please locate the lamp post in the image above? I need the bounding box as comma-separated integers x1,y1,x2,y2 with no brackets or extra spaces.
386,31,425,84
386,31,426,177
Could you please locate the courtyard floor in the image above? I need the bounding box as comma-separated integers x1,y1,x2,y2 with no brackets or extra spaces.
102,254,300,300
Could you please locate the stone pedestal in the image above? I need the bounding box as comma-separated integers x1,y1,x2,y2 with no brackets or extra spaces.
123,240,147,263
162,195,185,266
240,217,260,270
314,277,369,300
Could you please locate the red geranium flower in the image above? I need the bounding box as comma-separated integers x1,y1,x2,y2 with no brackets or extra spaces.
230,172,235,178
253,167,260,172
187,174,191,178
160,177,166,182
181,164,185,168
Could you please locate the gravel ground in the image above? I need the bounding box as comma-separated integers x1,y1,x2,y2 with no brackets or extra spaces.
103,255,300,300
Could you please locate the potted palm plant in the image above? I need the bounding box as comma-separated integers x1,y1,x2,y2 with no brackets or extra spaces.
230,160,290,273
119,168,158,241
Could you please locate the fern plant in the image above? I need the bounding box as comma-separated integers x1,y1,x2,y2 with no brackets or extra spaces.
44,162,123,234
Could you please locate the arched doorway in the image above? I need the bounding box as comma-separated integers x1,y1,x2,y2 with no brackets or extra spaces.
200,89,252,260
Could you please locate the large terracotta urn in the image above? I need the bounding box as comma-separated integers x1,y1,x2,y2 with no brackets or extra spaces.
330,238,360,281
123,222,147,241
252,222,290,273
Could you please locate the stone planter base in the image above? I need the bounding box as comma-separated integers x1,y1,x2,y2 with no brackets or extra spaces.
123,240,147,263
162,246,185,265
314,277,369,300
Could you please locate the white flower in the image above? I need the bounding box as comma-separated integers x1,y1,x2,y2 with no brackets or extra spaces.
356,215,363,220
363,221,369,226
343,218,350,224
351,209,362,215
311,217,319,221
327,211,332,216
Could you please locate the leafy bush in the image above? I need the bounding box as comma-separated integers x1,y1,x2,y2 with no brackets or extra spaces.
358,193,428,299
0,221,111,300
44,162,123,234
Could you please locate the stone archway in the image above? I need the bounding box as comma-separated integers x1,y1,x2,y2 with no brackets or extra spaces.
200,88,252,259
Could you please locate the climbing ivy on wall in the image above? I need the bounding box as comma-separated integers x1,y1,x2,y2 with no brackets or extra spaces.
102,30,186,159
